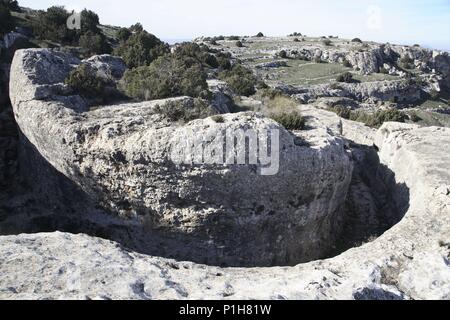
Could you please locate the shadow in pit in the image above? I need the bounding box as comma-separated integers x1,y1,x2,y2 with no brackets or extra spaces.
331,141,410,255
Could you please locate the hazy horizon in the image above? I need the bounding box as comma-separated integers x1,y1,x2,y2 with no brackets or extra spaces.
19,0,450,51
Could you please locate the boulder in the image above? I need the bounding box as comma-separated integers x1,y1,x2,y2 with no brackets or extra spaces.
82,54,127,83
9,49,354,267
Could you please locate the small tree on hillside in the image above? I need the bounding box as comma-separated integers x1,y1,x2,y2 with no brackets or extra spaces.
114,30,169,68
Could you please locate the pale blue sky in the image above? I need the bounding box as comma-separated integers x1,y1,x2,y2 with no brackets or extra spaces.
20,0,450,50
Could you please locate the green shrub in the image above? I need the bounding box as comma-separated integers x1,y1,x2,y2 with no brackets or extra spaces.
211,115,225,123
414,77,426,86
65,64,109,103
114,30,169,68
33,6,77,44
120,54,208,100
336,72,353,83
116,28,132,42
278,50,287,58
409,112,421,122
0,3,13,37
255,32,264,37
32,6,107,50
155,98,216,123
235,40,243,47
293,38,300,42
129,23,144,33
351,38,362,43
369,109,406,127
270,111,305,130
329,106,351,119
173,42,219,68
216,55,231,70
228,36,240,41
429,89,440,100
79,31,111,55
259,87,284,100
218,64,258,96
80,9,100,34
350,108,406,128
400,56,414,70
322,39,332,46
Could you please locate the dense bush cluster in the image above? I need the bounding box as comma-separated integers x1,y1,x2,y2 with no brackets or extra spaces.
116,27,132,42
79,31,111,56
328,106,351,119
32,7,111,55
65,64,110,104
119,54,208,101
33,6,74,43
113,30,169,68
277,50,287,59
399,56,414,70
173,42,219,69
218,64,258,96
351,38,363,43
270,111,305,130
255,32,264,37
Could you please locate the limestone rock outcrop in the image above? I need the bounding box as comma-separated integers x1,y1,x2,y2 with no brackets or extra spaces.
0,122,448,300
3,42,449,300
284,80,421,104
9,49,354,267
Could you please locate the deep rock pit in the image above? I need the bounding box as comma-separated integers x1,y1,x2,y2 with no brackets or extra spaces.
1,49,414,268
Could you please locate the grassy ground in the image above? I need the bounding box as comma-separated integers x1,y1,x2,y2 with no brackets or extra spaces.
408,110,450,127
263,60,352,86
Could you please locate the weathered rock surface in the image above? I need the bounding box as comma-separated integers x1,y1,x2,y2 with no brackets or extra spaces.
9,49,355,267
207,37,450,109
0,122,448,300
281,80,421,104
